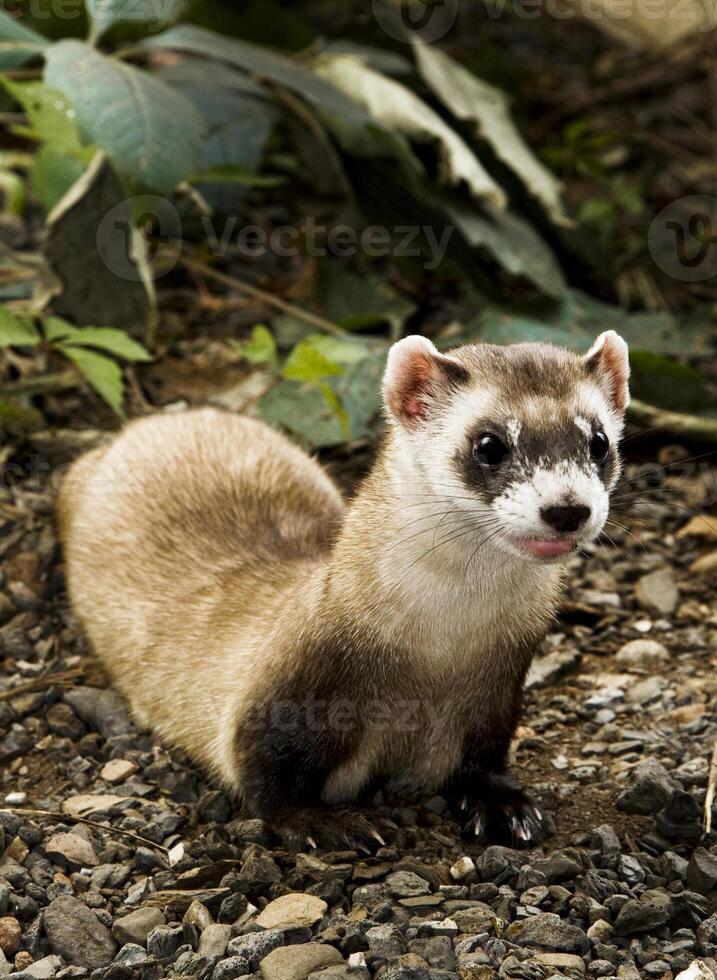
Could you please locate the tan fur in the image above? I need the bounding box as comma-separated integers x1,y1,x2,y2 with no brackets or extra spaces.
58,410,345,790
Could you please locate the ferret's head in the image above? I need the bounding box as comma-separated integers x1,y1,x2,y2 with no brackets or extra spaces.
382,333,629,563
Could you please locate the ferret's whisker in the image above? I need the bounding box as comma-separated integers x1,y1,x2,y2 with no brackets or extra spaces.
465,526,505,574
404,518,501,572
604,518,647,552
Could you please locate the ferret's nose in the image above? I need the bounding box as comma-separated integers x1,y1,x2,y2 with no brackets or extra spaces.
540,505,591,534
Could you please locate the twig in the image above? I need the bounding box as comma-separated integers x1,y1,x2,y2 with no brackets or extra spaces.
0,807,171,858
173,252,347,338
0,240,43,268
704,740,717,835
0,370,79,399
0,669,85,703
627,399,717,444
125,366,153,415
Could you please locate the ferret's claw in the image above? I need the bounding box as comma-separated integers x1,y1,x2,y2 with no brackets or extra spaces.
370,829,386,847
306,836,317,849
471,812,485,838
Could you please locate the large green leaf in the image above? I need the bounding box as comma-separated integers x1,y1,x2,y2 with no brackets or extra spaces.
259,348,386,448
629,350,716,414
316,263,416,335
0,308,38,347
142,25,370,128
471,289,715,359
86,0,187,44
143,27,422,182
413,43,569,228
44,40,204,193
315,54,506,210
158,61,278,188
445,202,566,298
0,10,48,70
61,344,125,415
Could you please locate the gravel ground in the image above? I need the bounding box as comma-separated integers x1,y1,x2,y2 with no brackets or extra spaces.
1,454,717,980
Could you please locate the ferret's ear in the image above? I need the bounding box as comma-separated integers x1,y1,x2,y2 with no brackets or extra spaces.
584,330,630,413
383,335,469,429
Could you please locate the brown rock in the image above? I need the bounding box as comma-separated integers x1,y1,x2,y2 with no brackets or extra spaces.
0,917,22,956
261,943,343,980
635,568,679,617
690,550,717,576
14,951,32,972
256,894,327,930
46,832,98,869
100,759,138,784
677,515,717,540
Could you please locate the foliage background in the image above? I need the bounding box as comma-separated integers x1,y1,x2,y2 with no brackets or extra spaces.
0,0,716,454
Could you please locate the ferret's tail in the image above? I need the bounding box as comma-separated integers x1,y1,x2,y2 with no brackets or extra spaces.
55,444,111,545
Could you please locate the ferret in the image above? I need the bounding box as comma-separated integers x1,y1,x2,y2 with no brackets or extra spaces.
57,331,629,849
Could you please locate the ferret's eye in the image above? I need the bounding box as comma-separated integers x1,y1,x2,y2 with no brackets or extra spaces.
474,434,508,468
590,430,610,461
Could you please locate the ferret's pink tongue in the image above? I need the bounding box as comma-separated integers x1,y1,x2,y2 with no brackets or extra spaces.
521,537,575,558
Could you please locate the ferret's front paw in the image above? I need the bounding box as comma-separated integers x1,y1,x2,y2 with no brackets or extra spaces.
456,773,547,848
272,806,391,853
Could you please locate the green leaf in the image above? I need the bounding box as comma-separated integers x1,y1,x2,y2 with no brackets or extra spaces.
29,145,89,211
445,201,566,298
318,381,350,439
86,0,187,44
142,25,372,128
143,26,420,183
0,399,43,433
259,347,387,449
44,40,204,193
316,263,416,335
301,334,374,366
191,166,284,187
1,79,85,153
158,61,278,193
258,380,342,448
234,325,278,368
629,350,716,414
0,308,38,347
468,289,715,359
315,53,505,210
61,344,125,414
282,336,345,383
413,42,569,227
0,170,25,215
0,10,48,70
46,316,151,361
